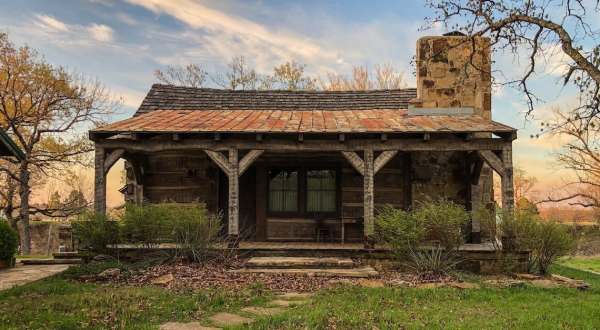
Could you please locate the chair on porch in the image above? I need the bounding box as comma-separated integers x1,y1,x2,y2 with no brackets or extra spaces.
315,215,331,243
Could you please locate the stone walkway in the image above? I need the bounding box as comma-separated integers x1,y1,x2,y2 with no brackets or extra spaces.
0,264,69,291
160,292,312,330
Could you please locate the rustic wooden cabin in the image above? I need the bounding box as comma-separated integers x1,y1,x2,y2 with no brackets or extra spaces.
90,34,516,249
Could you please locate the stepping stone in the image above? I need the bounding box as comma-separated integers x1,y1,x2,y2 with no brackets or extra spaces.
448,282,480,289
277,292,313,299
270,299,307,307
232,267,378,278
242,306,285,316
209,312,252,327
160,322,219,330
246,257,355,269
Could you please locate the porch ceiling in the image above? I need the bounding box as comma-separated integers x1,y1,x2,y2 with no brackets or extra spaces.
91,109,515,135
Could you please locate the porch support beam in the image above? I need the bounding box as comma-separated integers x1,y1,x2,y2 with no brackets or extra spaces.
94,147,106,215
374,150,398,174
239,150,264,176
103,149,125,174
95,138,510,153
501,145,515,210
203,148,264,247
477,150,504,177
363,148,375,249
341,151,365,176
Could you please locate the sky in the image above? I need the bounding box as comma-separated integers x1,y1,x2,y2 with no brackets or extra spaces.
0,0,584,205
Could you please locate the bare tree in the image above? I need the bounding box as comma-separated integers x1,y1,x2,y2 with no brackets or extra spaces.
540,110,600,209
426,0,600,122
212,56,260,90
0,33,117,253
154,64,208,88
321,64,405,90
267,61,317,90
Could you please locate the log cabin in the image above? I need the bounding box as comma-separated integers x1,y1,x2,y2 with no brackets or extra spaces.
89,33,516,249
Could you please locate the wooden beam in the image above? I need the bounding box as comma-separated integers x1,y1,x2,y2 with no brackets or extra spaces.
477,150,505,176
341,151,365,176
103,149,125,174
470,156,484,185
228,148,240,240
373,150,398,174
238,150,264,176
94,147,106,215
363,148,375,248
204,150,232,176
96,137,511,153
501,145,515,210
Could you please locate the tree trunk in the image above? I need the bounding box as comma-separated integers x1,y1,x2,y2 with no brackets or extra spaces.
5,177,18,231
18,161,31,255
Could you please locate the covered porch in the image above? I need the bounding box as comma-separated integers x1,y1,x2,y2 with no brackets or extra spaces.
90,107,516,249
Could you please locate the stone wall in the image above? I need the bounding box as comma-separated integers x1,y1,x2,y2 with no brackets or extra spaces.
18,221,73,255
411,34,491,119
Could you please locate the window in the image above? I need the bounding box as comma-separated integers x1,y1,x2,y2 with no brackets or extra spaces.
306,170,337,213
268,170,298,212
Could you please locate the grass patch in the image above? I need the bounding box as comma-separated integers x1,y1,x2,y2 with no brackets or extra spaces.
245,266,600,329
0,270,272,330
559,256,600,273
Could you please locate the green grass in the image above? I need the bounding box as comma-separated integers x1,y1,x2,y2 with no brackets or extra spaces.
3,263,600,329
0,267,272,330
559,256,600,273
244,265,600,329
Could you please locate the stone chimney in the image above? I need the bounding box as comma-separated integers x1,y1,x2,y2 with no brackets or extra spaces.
410,33,492,120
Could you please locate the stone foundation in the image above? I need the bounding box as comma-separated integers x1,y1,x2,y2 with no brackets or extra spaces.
18,221,74,255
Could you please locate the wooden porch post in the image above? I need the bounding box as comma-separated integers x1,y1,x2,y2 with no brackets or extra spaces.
205,148,264,248
363,148,375,248
228,148,240,242
500,144,514,210
94,146,106,215
341,149,398,249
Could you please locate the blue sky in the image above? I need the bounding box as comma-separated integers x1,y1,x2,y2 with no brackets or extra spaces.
0,0,581,195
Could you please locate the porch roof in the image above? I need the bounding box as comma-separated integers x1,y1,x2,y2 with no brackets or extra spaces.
92,108,515,135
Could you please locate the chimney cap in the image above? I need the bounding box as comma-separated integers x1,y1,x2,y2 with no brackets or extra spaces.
443,31,466,37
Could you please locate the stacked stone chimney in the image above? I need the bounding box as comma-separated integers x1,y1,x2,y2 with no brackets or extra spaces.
411,33,492,120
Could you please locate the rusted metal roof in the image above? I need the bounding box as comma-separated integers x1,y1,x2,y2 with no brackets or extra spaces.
135,84,418,116
93,109,515,134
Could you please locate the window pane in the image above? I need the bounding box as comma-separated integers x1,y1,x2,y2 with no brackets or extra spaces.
306,170,336,213
269,170,298,212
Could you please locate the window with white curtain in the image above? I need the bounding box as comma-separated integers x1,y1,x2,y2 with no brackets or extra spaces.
306,170,336,212
268,170,298,212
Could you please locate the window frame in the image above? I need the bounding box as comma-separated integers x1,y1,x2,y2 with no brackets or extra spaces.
266,165,340,218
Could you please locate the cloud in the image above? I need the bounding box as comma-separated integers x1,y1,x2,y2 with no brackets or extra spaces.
124,0,341,71
87,23,114,42
34,14,69,32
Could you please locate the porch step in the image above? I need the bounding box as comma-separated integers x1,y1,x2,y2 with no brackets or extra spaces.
21,258,82,265
246,257,356,269
53,252,80,259
232,266,379,278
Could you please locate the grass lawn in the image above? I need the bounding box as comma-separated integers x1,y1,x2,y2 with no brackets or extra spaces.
2,265,600,329
559,256,600,273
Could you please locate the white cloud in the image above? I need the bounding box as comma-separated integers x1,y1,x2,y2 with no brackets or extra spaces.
87,23,114,42
34,14,69,32
124,0,340,69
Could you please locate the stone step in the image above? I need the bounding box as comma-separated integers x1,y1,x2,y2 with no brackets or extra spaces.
232,266,378,278
53,252,80,259
245,257,356,269
21,258,81,265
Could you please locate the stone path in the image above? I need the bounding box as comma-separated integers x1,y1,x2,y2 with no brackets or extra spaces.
159,292,312,330
0,264,70,291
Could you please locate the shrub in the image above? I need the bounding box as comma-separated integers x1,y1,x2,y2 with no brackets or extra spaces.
166,203,223,262
72,212,120,255
530,220,575,275
0,220,18,266
407,246,461,279
414,199,471,251
375,206,424,258
121,203,172,247
495,208,575,274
